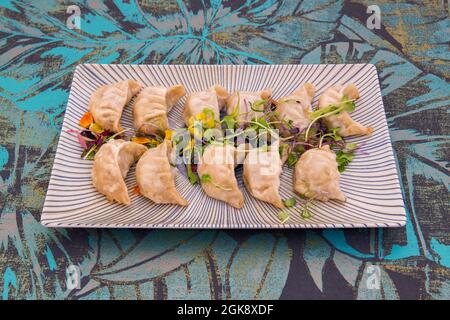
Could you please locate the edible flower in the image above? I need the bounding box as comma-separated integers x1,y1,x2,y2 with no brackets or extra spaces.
131,136,160,148
79,111,94,128
131,136,152,144
165,129,173,140
89,122,104,134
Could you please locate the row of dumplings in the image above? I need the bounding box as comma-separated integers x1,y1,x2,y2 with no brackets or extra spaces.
87,80,373,209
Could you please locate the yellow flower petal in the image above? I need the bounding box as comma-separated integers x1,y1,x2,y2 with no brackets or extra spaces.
165,129,173,140
90,122,104,134
205,119,215,128
188,126,195,136
195,113,205,120
131,136,152,144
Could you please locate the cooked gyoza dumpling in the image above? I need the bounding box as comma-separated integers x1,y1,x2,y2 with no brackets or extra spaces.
294,145,346,202
92,139,147,204
276,83,315,132
226,89,272,123
183,86,228,126
243,148,284,208
89,80,142,132
133,85,185,135
197,144,244,208
318,84,373,137
136,141,188,206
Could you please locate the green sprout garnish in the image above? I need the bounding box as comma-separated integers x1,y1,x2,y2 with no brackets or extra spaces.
200,174,232,191
304,95,356,141
300,199,313,220
250,99,268,112
318,127,342,148
301,207,312,219
335,143,357,172
278,211,290,223
286,152,299,168
284,197,297,208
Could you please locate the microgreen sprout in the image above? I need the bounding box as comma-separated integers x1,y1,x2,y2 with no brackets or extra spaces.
284,197,297,207
200,174,232,191
278,210,290,223
304,96,356,141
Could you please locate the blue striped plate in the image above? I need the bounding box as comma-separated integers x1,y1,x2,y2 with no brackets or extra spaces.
40,64,406,229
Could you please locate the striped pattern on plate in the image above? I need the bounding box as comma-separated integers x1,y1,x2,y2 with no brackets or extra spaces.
40,64,406,229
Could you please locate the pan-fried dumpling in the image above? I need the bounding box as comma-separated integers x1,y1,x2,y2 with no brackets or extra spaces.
133,85,185,135
226,89,272,123
318,84,373,137
183,85,228,126
89,80,142,132
92,139,147,204
276,83,315,132
294,145,346,202
136,141,188,206
243,148,284,208
197,144,244,209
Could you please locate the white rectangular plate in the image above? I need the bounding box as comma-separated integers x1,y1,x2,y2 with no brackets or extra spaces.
41,64,407,229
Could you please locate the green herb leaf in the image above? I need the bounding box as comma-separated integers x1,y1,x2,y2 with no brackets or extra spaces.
344,142,357,152
318,127,343,147
199,173,232,190
287,152,299,168
301,208,312,219
250,99,267,112
200,173,212,183
284,197,297,208
279,144,286,157
330,127,342,141
305,94,358,141
202,107,215,118
309,105,339,120
81,147,96,160
253,99,267,108
335,149,355,172
250,117,270,131
222,115,236,130
278,211,290,223
340,95,356,113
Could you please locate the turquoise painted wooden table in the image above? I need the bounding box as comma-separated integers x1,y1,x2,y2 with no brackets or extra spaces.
0,1,449,299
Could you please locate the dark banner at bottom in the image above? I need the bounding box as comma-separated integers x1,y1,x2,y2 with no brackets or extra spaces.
0,299,442,318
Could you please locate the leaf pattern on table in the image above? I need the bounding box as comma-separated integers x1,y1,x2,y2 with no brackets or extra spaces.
226,233,290,299
0,0,449,299
370,1,450,79
302,231,332,292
